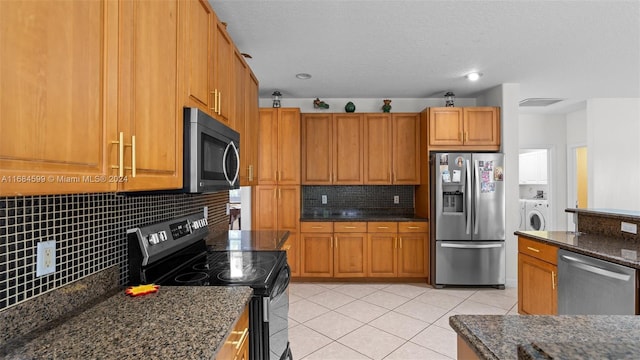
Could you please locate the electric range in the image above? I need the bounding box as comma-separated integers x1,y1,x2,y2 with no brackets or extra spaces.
127,211,292,360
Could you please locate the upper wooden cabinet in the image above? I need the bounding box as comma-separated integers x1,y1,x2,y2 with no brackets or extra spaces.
301,113,364,184
184,0,215,116
211,19,233,125
364,113,420,185
0,0,119,196
427,107,500,151
240,68,260,186
117,0,184,191
258,108,301,185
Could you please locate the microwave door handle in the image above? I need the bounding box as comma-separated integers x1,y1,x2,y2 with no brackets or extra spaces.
230,141,240,185
222,142,232,185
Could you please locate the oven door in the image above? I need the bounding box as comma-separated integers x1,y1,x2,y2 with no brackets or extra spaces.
268,264,291,360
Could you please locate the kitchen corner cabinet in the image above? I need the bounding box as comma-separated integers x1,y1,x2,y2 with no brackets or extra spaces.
364,113,421,185
0,0,119,196
518,236,558,315
258,108,301,185
301,114,364,184
428,107,500,151
216,304,249,360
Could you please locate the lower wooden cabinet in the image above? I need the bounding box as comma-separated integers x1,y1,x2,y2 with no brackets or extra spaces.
283,233,300,277
216,304,249,360
517,236,558,314
298,221,428,279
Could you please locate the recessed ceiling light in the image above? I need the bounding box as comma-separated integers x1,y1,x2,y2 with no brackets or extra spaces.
295,73,312,80
466,72,483,81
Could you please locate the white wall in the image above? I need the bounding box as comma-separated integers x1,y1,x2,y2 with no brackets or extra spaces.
587,99,640,210
477,83,520,288
258,97,477,112
519,113,568,230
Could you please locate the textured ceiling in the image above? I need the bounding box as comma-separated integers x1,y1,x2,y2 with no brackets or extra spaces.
211,0,640,112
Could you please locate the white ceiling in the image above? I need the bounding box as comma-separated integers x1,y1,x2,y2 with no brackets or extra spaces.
211,0,640,113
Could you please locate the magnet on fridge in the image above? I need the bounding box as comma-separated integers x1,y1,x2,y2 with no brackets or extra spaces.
452,170,461,182
442,170,450,182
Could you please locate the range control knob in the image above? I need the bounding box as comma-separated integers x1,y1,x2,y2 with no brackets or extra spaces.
148,233,160,245
192,221,200,230
158,231,168,242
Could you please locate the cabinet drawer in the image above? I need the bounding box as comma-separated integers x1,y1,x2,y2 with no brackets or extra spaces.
334,222,367,232
367,222,398,233
399,222,428,233
301,222,334,233
518,236,558,265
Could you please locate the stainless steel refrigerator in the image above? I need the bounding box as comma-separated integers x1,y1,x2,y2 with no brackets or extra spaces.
430,152,506,288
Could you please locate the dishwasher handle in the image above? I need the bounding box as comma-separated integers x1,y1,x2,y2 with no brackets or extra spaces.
560,254,632,282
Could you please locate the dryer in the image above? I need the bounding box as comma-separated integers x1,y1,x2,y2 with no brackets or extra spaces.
525,200,549,231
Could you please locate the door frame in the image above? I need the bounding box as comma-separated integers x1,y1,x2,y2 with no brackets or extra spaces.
566,142,587,231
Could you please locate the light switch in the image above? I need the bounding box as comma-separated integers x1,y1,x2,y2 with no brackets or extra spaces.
321,195,328,204
394,196,400,204
621,222,637,234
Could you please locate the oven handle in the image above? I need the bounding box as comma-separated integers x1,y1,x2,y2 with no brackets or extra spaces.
272,264,291,300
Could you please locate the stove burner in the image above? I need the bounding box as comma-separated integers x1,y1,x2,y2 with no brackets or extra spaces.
192,262,211,271
217,267,267,282
174,271,210,285
203,252,279,269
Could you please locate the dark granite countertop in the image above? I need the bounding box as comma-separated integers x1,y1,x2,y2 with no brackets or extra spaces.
518,341,640,360
206,230,289,251
300,214,428,222
515,230,640,269
450,314,640,360
2,286,253,360
565,207,640,222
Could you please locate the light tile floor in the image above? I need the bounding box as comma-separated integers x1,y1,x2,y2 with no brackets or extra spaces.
288,282,518,360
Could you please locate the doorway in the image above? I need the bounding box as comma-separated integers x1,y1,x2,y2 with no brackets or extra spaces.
567,144,588,231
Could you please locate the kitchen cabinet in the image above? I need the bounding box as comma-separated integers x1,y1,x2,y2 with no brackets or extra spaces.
300,222,334,277
334,222,368,277
211,19,233,125
518,236,558,315
428,107,500,150
283,233,300,277
368,222,429,278
117,0,185,191
519,151,548,184
364,113,421,184
234,49,259,186
301,113,364,184
258,108,301,185
0,0,119,195
184,0,215,117
215,304,249,360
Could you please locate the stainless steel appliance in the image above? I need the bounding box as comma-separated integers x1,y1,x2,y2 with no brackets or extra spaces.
558,249,637,314
183,107,240,193
431,152,506,288
127,212,292,360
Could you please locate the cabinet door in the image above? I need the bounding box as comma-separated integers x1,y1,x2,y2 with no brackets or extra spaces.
213,19,232,125
0,0,119,196
518,253,558,315
463,107,500,146
334,233,368,277
254,185,278,230
257,109,278,184
118,0,183,191
284,233,300,277
301,113,332,184
392,113,420,184
277,186,300,233
300,233,333,277
333,114,364,184
231,49,246,133
277,108,301,185
367,233,397,277
244,71,259,185
184,0,214,115
428,107,464,146
398,233,428,277
364,114,392,184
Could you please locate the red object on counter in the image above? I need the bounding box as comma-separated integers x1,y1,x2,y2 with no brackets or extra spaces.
125,284,160,297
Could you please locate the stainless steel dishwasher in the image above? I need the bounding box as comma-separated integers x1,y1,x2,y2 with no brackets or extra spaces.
558,249,637,315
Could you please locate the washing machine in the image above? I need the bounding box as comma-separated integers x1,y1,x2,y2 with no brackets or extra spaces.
525,200,549,231
518,199,527,231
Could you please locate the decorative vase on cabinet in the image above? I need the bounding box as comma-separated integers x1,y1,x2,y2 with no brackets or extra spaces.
345,101,356,113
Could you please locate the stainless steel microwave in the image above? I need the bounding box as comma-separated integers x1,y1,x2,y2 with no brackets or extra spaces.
183,107,240,193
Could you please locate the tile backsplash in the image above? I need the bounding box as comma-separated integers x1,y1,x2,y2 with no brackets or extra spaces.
0,191,229,311
302,185,415,216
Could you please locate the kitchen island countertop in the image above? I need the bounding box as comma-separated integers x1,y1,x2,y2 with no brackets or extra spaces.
450,314,640,360
1,286,253,360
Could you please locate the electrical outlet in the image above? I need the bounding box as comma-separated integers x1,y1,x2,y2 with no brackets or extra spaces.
321,195,328,204
36,240,56,277
394,195,400,204
621,222,638,234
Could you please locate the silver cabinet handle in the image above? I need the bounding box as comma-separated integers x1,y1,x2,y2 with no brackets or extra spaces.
441,243,503,249
560,255,631,281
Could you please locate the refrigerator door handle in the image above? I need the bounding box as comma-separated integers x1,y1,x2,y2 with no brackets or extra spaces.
441,243,503,249
466,159,472,235
474,160,480,235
